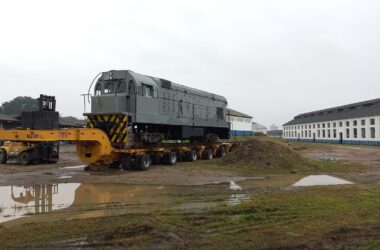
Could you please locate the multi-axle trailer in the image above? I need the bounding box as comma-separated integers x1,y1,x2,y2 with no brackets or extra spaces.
0,127,237,170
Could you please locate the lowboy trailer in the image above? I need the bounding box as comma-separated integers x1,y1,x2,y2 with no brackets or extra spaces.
0,128,237,170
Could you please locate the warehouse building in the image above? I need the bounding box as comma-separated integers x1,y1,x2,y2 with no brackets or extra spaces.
283,98,380,145
252,122,267,135
226,108,253,136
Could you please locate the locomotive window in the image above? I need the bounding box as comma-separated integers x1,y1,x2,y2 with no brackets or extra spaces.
115,80,126,93
95,83,102,96
104,82,114,94
142,84,154,97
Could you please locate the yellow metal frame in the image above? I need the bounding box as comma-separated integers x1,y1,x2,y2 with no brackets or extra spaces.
0,128,116,165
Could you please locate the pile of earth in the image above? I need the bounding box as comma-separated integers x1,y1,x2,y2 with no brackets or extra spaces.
221,137,311,169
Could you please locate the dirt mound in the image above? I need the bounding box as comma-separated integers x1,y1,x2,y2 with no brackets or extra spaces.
221,137,310,169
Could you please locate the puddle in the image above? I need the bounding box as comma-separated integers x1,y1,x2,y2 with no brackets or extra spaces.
229,181,242,191
62,165,86,170
0,181,256,223
0,183,80,223
228,193,250,206
58,176,73,179
292,175,353,187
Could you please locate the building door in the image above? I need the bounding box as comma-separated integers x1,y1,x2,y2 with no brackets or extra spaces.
339,132,343,144
313,133,316,142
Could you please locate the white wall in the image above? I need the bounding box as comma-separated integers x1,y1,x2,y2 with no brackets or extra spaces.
228,116,252,131
283,115,380,142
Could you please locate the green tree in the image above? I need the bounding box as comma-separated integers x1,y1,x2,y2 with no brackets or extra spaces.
0,96,38,115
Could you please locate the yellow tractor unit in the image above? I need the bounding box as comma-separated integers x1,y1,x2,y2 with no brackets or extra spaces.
0,95,59,165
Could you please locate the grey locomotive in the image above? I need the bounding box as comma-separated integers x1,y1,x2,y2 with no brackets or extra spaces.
87,70,230,144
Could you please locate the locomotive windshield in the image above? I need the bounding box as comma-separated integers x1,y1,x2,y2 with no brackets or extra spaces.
95,80,128,95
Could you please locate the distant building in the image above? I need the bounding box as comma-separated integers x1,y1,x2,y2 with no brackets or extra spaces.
252,122,267,135
0,114,21,130
267,130,283,138
283,98,380,145
226,108,253,136
59,117,86,128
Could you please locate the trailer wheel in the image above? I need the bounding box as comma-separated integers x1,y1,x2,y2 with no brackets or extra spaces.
121,155,132,170
203,149,213,160
216,147,226,158
137,154,152,170
0,149,7,164
19,151,32,166
110,161,121,169
187,149,197,162
165,152,177,165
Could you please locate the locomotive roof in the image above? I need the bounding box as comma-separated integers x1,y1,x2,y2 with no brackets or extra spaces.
101,70,227,103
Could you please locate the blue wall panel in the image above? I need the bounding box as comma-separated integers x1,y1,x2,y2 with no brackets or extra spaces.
285,138,380,146
231,130,253,136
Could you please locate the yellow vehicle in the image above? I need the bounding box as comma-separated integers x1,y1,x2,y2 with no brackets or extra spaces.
0,126,235,169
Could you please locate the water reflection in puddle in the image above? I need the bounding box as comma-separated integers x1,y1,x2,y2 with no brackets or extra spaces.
0,181,254,223
292,175,353,187
0,183,80,223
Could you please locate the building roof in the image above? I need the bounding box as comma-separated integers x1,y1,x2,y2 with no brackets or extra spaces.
226,108,252,118
284,98,380,126
59,117,86,127
252,122,267,130
0,114,20,122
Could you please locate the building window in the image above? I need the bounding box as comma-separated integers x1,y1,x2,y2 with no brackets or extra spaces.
361,119,366,126
339,122,343,127
309,130,311,137
328,130,331,138
346,121,350,127
333,122,336,128
353,128,358,138
361,128,366,138
301,131,303,137
346,129,350,138
318,130,320,137
318,124,320,128
370,119,375,125
309,124,311,129
353,120,357,126
313,124,315,129
322,130,325,138
305,130,307,137
370,127,375,138
327,123,330,128
333,129,337,138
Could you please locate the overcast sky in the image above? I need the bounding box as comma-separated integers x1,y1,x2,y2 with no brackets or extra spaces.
1,0,380,128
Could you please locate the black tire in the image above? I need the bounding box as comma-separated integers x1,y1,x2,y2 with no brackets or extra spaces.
19,151,32,166
202,149,213,160
165,152,177,165
121,155,132,170
0,149,7,164
110,161,121,169
152,154,161,165
137,154,152,170
216,147,226,158
187,149,197,162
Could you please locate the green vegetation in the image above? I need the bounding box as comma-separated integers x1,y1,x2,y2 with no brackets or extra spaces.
0,96,38,115
1,185,379,249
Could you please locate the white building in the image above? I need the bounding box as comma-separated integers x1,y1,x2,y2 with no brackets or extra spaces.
283,98,380,145
226,108,253,136
252,122,267,135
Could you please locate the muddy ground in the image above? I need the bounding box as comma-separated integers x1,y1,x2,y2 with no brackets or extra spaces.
0,139,380,249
